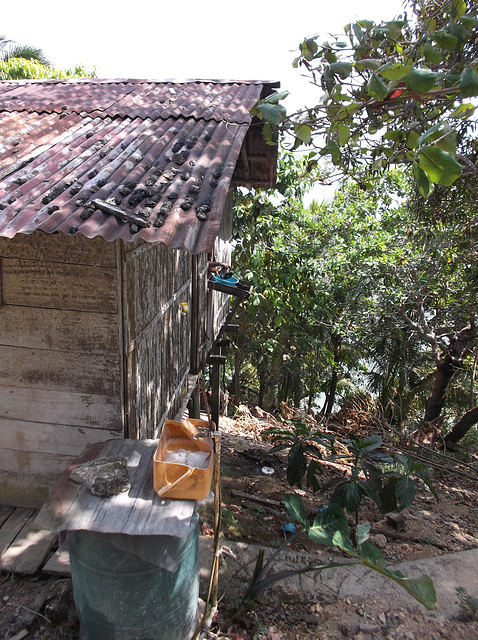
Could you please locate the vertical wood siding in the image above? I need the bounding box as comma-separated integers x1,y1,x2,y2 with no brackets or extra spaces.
122,240,192,438
0,233,123,507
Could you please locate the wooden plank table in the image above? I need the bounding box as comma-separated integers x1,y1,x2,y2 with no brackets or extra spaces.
35,439,197,538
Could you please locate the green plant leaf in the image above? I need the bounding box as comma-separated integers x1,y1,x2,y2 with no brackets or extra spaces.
332,529,355,553
423,43,443,65
412,468,440,502
413,162,433,198
331,480,365,513
360,435,383,452
418,145,462,186
284,493,307,526
454,0,467,19
460,68,478,97
356,522,371,546
407,131,420,149
355,58,382,72
308,504,350,546
383,20,406,39
306,459,323,493
417,122,446,147
296,124,312,144
263,90,290,104
379,477,399,514
395,475,416,510
404,68,438,93
359,540,385,566
327,138,342,165
287,442,307,487
379,62,411,81
330,62,353,78
460,15,478,28
367,73,389,101
338,123,350,147
450,102,475,119
257,102,287,125
262,122,276,145
382,572,437,610
433,30,458,50
301,38,318,61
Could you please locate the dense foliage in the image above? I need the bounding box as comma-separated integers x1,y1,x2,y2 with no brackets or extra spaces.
230,155,478,441
252,0,478,197
0,35,96,79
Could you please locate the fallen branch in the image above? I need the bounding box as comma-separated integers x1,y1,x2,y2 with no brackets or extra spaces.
230,490,283,509
389,445,478,482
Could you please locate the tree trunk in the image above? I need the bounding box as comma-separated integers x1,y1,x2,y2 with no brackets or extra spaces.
424,323,476,424
423,354,457,423
324,339,341,416
258,369,266,408
324,367,338,415
444,405,478,444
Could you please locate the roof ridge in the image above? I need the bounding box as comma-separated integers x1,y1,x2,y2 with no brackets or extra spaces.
0,78,279,86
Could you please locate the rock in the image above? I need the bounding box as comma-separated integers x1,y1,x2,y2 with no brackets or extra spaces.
369,534,388,548
386,512,406,531
70,456,130,497
378,612,387,625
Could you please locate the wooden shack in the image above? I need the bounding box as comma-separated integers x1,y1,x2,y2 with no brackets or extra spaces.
0,79,277,506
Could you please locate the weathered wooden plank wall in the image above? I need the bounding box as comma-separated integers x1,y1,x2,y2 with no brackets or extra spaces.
123,240,192,439
0,232,123,507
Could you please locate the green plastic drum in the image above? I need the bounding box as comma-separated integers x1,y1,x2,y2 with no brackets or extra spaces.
68,515,199,640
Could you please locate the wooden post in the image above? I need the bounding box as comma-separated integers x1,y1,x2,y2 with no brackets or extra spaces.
211,361,221,429
189,255,200,419
208,356,225,428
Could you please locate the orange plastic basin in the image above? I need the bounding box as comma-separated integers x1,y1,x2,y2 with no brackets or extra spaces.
153,419,214,500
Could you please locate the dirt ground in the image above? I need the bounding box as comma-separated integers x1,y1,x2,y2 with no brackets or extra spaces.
1,406,478,640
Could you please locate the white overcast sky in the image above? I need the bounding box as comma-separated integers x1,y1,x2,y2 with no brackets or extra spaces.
2,0,405,110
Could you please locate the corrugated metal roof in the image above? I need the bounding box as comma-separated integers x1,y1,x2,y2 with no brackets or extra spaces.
0,78,278,252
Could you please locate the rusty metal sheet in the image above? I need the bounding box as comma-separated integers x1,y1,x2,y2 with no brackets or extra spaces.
0,79,277,253
0,79,264,123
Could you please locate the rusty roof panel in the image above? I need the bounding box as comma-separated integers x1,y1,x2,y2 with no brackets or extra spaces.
0,79,264,124
0,79,278,252
0,114,248,252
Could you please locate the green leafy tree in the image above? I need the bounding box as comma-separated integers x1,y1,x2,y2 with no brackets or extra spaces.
0,35,96,79
234,156,478,442
0,35,51,65
252,0,478,197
